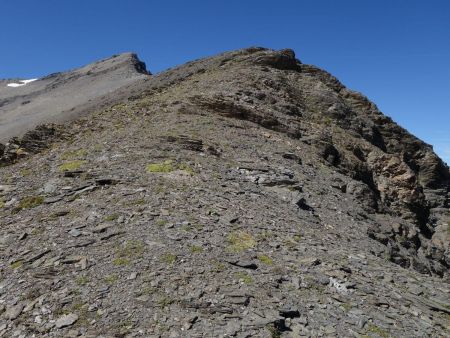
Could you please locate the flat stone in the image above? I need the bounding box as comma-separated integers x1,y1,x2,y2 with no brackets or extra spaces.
68,229,82,237
26,249,51,263
23,296,44,312
55,313,78,328
44,196,64,204
4,303,24,320
92,223,113,233
127,272,138,280
324,325,336,334
0,185,15,192
100,231,125,240
228,296,250,305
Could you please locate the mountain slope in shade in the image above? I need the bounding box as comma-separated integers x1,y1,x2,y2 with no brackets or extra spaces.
0,53,150,142
0,48,448,337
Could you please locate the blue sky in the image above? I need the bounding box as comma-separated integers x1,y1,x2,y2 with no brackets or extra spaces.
1,0,449,163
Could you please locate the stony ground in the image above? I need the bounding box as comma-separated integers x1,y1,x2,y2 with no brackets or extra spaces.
0,48,449,337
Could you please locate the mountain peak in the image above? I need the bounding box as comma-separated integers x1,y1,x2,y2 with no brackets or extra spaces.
86,52,151,75
0,52,151,142
0,48,448,338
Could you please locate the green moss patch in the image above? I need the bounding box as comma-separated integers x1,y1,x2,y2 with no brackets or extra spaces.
104,274,118,285
105,213,119,222
10,260,23,269
234,271,253,284
61,149,88,160
13,195,44,213
113,240,144,266
146,160,175,173
161,252,177,265
367,323,390,338
258,255,273,265
20,168,32,177
146,160,194,175
227,231,256,252
113,257,130,266
76,276,89,286
58,160,87,172
190,245,203,253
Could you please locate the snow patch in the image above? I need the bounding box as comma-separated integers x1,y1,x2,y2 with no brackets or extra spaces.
7,78,38,88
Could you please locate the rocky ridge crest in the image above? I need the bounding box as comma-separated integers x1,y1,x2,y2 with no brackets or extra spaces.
0,47,449,337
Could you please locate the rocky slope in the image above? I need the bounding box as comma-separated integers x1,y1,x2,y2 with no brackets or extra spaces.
0,53,150,142
0,47,449,337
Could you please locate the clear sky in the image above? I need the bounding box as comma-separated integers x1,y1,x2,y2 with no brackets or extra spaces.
1,0,449,163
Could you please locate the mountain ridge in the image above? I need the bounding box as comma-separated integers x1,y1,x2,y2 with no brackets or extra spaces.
0,52,151,142
0,47,449,337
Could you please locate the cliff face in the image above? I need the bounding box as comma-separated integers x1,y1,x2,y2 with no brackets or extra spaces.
0,48,448,337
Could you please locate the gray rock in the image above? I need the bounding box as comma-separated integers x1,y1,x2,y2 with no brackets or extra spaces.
68,228,82,237
4,303,24,320
55,313,78,329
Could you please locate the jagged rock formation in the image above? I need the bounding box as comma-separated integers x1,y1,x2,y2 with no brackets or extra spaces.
0,48,449,337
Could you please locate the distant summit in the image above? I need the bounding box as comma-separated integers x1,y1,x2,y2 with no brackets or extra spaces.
0,53,151,142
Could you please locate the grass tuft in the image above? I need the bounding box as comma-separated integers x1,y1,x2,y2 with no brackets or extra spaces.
227,231,256,252
58,160,87,172
104,274,118,285
234,271,253,284
367,323,390,338
113,240,144,266
13,195,44,213
258,255,273,265
11,260,23,269
61,149,87,160
146,160,175,173
161,252,177,265
105,213,119,222
76,276,89,286
113,257,130,266
146,160,194,175
190,245,203,253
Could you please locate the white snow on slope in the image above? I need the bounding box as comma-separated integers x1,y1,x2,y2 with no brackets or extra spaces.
7,79,38,88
